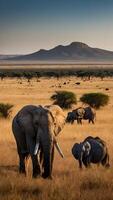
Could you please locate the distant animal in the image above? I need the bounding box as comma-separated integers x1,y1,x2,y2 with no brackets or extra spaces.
12,105,65,179
75,82,80,85
72,136,110,169
66,106,95,124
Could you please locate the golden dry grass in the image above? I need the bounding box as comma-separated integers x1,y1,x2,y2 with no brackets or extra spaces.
0,76,113,200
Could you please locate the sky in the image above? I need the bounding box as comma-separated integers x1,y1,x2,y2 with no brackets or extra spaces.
1,0,113,54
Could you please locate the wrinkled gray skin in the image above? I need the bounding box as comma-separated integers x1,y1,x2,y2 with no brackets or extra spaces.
12,105,65,179
72,136,110,169
66,107,95,124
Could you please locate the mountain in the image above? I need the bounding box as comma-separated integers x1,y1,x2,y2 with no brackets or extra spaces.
4,42,113,61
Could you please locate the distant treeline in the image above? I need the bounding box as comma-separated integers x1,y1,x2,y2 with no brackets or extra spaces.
0,68,113,80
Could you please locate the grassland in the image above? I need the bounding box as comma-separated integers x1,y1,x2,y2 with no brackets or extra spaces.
0,74,113,200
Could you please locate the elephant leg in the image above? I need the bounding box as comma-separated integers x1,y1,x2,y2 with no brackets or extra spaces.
79,159,83,169
86,157,91,168
41,140,53,179
77,118,82,124
51,144,54,173
42,147,51,178
19,152,29,175
25,154,30,176
78,118,82,124
12,117,29,175
39,149,44,169
25,135,41,178
90,118,94,124
83,157,91,168
31,155,41,178
37,149,44,175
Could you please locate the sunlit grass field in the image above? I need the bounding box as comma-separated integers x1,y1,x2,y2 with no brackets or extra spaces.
0,75,113,200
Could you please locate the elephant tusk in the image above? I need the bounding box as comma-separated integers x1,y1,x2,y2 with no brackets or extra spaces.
54,141,64,158
34,142,39,155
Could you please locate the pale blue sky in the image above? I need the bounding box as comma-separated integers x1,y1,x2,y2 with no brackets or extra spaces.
0,0,113,54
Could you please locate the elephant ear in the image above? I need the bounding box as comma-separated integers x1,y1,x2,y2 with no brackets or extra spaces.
45,105,66,136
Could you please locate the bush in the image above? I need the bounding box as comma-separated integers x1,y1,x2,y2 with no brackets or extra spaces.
80,93,109,109
51,91,77,109
0,103,14,118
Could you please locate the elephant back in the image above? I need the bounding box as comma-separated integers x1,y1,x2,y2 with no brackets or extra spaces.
86,139,105,163
15,105,41,127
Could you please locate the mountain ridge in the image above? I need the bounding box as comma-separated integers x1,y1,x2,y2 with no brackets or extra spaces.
3,42,113,61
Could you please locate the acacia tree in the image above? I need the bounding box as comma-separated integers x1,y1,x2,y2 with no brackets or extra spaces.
80,92,109,109
51,91,77,109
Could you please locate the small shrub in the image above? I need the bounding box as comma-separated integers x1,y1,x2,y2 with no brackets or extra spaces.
0,103,14,118
80,92,109,109
51,91,77,109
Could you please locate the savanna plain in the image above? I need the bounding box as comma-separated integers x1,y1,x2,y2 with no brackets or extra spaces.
0,71,113,200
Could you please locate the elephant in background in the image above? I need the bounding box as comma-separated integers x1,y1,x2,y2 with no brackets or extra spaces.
72,136,110,169
66,107,95,124
12,104,65,179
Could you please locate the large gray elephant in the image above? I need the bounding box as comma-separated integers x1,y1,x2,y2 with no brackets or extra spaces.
12,104,65,179
66,107,95,124
72,136,110,169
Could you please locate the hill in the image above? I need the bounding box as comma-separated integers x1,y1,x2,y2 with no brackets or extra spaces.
3,42,113,61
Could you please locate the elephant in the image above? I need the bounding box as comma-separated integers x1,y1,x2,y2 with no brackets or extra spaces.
72,136,110,169
66,107,95,124
12,104,66,179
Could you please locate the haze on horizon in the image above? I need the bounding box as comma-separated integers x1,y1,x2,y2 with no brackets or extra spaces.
1,0,113,55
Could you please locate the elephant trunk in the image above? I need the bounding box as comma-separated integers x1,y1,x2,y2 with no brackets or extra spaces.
34,136,64,159
79,151,83,168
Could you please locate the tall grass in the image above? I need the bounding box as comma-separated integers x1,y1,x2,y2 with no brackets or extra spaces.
0,77,113,200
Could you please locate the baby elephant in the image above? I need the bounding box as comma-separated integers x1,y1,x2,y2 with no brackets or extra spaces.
72,136,110,169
